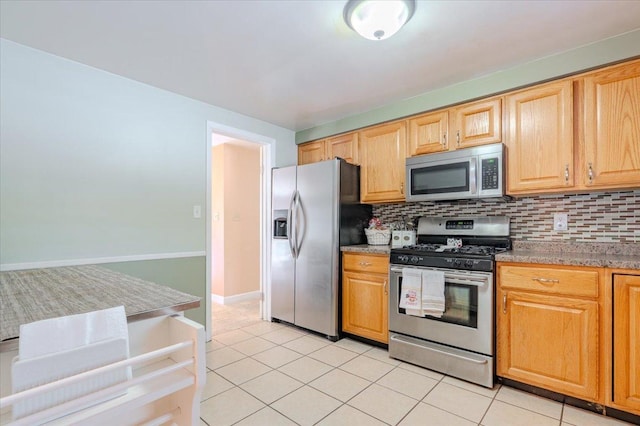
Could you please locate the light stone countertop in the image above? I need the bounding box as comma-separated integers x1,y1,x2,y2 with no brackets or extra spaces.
495,241,640,270
341,241,640,269
341,244,391,255
0,265,200,349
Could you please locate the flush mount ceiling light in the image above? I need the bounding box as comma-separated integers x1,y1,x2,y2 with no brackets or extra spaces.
344,0,416,41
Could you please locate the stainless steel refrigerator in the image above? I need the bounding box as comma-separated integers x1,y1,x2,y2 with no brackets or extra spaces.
271,159,372,340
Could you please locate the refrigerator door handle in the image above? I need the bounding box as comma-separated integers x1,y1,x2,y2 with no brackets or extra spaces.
295,191,305,255
287,191,297,258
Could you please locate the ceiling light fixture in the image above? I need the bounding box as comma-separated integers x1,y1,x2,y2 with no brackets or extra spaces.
344,0,416,41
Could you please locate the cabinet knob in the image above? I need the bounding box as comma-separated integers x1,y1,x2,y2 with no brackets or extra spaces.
384,280,388,295
502,293,507,314
400,182,404,194
588,162,594,184
442,133,447,147
456,131,460,147
564,164,570,184
359,261,372,267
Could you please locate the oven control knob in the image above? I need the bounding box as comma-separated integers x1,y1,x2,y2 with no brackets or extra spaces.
410,256,419,264
398,255,409,263
453,259,461,267
465,260,474,268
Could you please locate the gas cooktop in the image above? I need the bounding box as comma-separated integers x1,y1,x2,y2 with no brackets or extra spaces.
389,216,511,271
393,243,509,257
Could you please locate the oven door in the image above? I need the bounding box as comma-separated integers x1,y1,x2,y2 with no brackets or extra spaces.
389,266,494,356
406,157,476,202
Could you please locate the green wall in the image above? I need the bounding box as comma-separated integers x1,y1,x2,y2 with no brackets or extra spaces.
0,39,295,267
296,29,640,143
101,256,206,326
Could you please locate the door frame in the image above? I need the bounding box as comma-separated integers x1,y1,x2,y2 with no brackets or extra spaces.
206,121,275,338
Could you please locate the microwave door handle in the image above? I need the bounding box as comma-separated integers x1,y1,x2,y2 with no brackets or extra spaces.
469,158,478,194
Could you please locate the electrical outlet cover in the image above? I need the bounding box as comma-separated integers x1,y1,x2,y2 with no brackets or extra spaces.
553,213,568,231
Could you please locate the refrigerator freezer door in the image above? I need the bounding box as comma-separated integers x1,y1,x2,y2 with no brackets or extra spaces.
271,166,296,323
294,160,340,337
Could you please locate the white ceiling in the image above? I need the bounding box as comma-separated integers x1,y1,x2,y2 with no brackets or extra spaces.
2,1,640,132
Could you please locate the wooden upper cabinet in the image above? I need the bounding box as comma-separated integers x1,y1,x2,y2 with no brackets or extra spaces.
582,60,640,190
408,110,448,156
505,80,574,194
359,121,407,203
408,97,502,157
612,274,640,414
327,132,359,165
298,133,359,166
451,97,502,149
298,140,326,165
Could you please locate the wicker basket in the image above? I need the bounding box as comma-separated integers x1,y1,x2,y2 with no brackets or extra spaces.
365,228,391,245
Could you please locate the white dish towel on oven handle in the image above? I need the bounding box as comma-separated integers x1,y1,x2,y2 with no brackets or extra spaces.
399,268,423,317
421,270,445,318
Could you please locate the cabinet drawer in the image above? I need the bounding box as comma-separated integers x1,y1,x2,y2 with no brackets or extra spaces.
343,253,389,274
498,264,599,298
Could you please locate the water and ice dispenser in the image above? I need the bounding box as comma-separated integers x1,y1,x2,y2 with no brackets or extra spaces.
273,213,288,238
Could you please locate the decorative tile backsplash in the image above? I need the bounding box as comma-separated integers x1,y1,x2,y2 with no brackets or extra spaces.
372,190,640,243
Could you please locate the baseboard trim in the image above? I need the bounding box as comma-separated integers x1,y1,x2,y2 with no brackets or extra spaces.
211,291,262,305
0,251,206,271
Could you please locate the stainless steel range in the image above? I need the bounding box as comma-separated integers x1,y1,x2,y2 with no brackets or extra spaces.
388,216,510,388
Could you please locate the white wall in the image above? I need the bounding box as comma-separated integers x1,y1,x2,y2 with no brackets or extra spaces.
0,39,296,267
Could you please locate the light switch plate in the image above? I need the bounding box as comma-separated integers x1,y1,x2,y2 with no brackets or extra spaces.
553,213,568,231
193,205,201,219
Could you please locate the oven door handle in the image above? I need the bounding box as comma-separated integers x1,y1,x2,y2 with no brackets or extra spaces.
445,278,488,287
390,267,489,287
390,334,488,365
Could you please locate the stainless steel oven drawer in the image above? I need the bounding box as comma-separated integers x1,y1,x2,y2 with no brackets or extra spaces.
389,333,494,388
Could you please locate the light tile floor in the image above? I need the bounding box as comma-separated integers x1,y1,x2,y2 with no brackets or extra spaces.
203,301,635,426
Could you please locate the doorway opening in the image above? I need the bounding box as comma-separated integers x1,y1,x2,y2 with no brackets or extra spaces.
206,122,274,340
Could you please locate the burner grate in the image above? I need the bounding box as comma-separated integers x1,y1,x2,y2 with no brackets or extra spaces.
398,244,508,256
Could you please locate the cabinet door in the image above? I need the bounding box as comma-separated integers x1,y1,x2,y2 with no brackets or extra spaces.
342,270,388,343
298,140,326,165
408,110,448,156
452,98,502,149
360,121,407,203
613,274,640,412
583,60,640,189
327,133,359,165
505,80,574,194
497,290,598,401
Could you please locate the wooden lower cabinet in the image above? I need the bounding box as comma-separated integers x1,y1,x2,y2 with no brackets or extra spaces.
497,263,602,401
342,253,389,343
612,273,640,414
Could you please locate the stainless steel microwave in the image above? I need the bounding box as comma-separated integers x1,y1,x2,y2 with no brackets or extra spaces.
405,143,505,202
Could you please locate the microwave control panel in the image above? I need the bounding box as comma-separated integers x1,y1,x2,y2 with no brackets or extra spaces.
481,157,499,190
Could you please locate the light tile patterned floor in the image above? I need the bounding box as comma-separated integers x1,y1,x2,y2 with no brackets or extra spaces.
203,301,635,426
